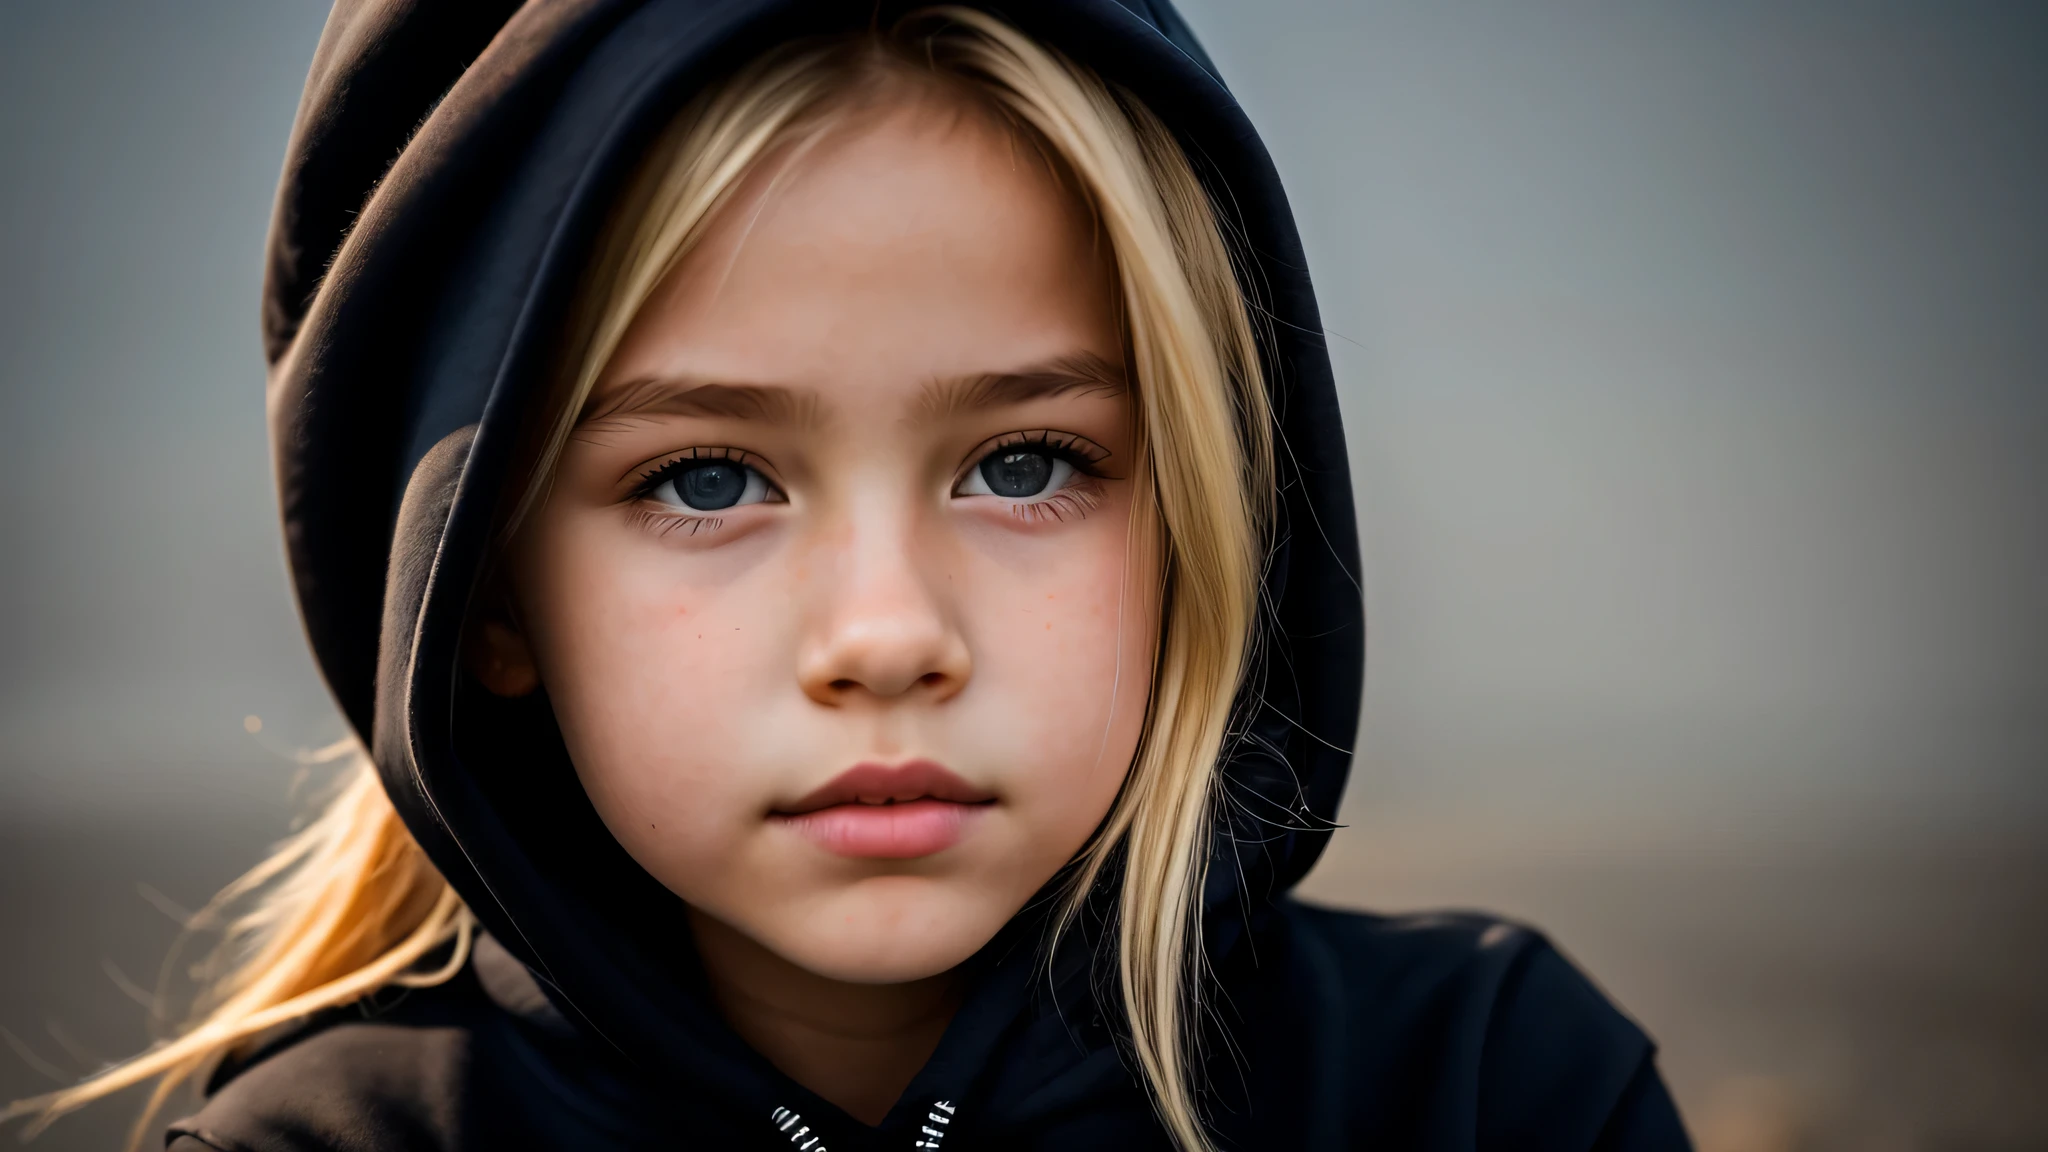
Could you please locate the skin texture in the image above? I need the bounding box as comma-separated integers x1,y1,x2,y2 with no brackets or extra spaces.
470,82,1159,1124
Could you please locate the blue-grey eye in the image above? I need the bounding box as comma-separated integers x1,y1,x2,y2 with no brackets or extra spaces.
648,460,771,512
958,447,1077,501
981,451,1052,497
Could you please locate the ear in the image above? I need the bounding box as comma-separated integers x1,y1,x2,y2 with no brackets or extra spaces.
464,609,541,698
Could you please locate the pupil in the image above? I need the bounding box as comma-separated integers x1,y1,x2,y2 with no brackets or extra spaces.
678,463,745,510
981,451,1051,498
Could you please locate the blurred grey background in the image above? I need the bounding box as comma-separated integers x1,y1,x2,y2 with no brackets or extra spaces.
2,1,2042,1149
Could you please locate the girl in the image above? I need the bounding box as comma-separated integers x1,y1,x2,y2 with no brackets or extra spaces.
14,2,1689,1148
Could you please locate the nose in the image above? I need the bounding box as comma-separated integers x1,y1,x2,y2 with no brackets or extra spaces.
795,502,971,707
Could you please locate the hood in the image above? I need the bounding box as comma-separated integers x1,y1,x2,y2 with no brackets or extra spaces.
266,0,1362,1140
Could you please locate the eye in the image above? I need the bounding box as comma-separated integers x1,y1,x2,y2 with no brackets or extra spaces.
953,431,1110,508
959,448,1077,500
645,458,774,512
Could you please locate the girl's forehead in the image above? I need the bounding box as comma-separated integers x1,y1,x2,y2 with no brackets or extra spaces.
593,87,1118,417
696,96,1096,301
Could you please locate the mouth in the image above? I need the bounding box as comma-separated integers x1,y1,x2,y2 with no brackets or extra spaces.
771,759,995,859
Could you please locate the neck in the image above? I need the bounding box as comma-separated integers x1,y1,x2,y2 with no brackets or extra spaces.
687,907,963,1126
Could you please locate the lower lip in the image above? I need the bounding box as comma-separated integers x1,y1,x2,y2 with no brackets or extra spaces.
776,799,987,859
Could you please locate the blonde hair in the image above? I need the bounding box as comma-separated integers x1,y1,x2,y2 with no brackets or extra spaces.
10,10,1270,1149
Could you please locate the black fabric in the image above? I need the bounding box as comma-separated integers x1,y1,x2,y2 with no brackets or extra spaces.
167,914,1686,1151
190,0,1692,1147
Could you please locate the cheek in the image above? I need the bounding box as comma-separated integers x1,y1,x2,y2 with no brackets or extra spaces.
964,505,1159,832
515,511,787,855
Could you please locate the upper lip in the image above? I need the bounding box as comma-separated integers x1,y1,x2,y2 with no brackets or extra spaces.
776,759,996,815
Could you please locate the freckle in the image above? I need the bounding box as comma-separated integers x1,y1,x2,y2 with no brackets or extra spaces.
1045,622,1052,631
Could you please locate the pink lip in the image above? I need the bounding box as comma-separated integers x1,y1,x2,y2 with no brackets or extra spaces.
773,760,994,859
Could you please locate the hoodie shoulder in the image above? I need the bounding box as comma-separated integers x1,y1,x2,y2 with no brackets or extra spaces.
166,940,639,1152
167,1008,470,1152
1229,901,1691,1150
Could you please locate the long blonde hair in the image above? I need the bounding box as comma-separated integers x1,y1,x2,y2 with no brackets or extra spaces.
9,10,1270,1149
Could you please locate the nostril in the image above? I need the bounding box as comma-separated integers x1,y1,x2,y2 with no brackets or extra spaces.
918,672,946,688
829,678,859,692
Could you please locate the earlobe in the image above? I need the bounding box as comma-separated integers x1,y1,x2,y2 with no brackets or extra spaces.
466,617,542,697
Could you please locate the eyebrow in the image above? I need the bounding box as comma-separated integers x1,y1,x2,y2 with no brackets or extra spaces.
577,351,1127,430
578,378,822,429
914,352,1128,422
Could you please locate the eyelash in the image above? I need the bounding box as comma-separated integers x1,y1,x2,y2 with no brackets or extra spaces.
626,505,728,538
974,429,1111,470
1009,485,1103,524
629,446,764,492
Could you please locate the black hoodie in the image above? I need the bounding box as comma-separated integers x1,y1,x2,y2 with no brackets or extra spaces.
169,1,1692,1148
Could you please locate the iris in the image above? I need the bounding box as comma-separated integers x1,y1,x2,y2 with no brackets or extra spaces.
979,451,1052,498
677,463,747,509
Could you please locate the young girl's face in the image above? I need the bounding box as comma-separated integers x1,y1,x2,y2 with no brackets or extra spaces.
486,87,1159,984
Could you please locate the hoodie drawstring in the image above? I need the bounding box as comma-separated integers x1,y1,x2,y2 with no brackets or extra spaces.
768,1100,956,1151
912,1100,956,1148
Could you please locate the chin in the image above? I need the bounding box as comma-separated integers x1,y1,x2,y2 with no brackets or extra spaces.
767,882,1014,984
